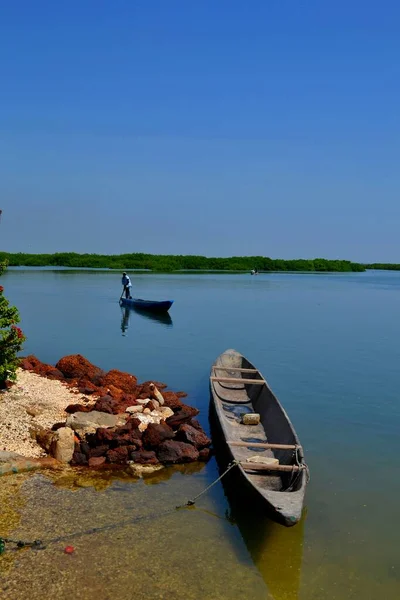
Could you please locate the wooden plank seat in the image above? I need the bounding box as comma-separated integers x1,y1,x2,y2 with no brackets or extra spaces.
210,376,265,385
228,441,301,450
212,367,259,373
241,462,302,472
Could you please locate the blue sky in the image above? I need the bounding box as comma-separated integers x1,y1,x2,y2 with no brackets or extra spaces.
0,0,399,261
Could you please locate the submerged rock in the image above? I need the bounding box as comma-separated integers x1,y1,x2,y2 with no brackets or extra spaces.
0,455,59,476
128,463,164,477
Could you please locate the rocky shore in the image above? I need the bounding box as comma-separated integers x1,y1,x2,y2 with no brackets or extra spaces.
0,354,211,476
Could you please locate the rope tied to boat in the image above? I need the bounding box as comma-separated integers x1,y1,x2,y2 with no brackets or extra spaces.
283,447,310,491
295,446,310,484
177,459,239,508
0,457,309,554
0,507,180,555
0,463,241,554
0,537,45,554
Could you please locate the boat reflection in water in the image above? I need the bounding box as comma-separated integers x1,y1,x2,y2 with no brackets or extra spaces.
210,409,305,600
225,485,305,600
132,306,173,327
120,306,173,335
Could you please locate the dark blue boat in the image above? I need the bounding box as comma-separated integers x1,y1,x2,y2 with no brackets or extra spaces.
120,298,173,313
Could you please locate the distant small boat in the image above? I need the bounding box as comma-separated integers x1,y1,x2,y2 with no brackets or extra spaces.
119,298,173,313
210,349,308,526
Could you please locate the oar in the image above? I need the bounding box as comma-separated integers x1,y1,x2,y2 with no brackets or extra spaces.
119,286,126,302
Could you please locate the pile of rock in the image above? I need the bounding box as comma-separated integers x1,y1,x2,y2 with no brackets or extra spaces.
22,354,212,473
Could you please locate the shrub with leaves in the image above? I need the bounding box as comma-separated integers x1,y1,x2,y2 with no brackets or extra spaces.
0,261,26,388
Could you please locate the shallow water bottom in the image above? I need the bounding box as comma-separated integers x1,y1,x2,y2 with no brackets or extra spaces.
0,465,399,600
1,467,269,600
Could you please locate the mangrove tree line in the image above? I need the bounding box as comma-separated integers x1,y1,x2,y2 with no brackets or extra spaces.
0,252,366,272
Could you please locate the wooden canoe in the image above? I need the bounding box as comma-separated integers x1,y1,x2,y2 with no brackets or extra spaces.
209,349,308,526
120,298,173,313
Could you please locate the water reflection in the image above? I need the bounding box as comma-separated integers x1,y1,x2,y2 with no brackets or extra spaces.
132,307,173,327
48,461,206,492
121,307,130,335
120,305,173,334
223,480,305,600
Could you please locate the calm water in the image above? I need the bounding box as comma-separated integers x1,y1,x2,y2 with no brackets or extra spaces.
1,269,399,599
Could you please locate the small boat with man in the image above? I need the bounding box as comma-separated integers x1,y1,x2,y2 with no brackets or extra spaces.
119,272,173,313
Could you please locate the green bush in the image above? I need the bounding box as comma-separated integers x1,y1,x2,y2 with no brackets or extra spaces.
0,261,26,388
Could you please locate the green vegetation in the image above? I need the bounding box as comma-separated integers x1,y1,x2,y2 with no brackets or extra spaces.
0,252,366,272
0,261,26,388
364,263,400,271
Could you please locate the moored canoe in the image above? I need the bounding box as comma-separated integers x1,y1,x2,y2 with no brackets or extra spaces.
209,349,308,526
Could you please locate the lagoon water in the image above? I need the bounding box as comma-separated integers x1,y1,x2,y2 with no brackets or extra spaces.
1,269,399,599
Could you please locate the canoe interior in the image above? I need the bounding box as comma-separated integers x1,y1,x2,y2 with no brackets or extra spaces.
210,349,307,525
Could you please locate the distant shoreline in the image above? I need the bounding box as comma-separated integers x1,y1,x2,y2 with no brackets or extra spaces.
1,252,399,272
0,251,377,273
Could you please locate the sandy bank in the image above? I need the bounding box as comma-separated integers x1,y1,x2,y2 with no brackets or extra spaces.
0,370,89,458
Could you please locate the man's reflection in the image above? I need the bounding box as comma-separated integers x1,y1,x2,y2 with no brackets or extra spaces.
121,307,130,336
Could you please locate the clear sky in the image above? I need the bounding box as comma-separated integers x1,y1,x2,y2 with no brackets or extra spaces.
0,0,399,261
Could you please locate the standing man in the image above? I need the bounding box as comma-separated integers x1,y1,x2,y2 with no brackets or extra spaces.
121,272,132,299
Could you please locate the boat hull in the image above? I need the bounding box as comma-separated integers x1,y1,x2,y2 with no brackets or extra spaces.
209,349,308,526
120,298,173,313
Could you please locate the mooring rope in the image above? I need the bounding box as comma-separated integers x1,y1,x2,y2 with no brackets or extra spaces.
283,447,310,491
0,461,240,555
176,459,239,508
0,457,310,554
